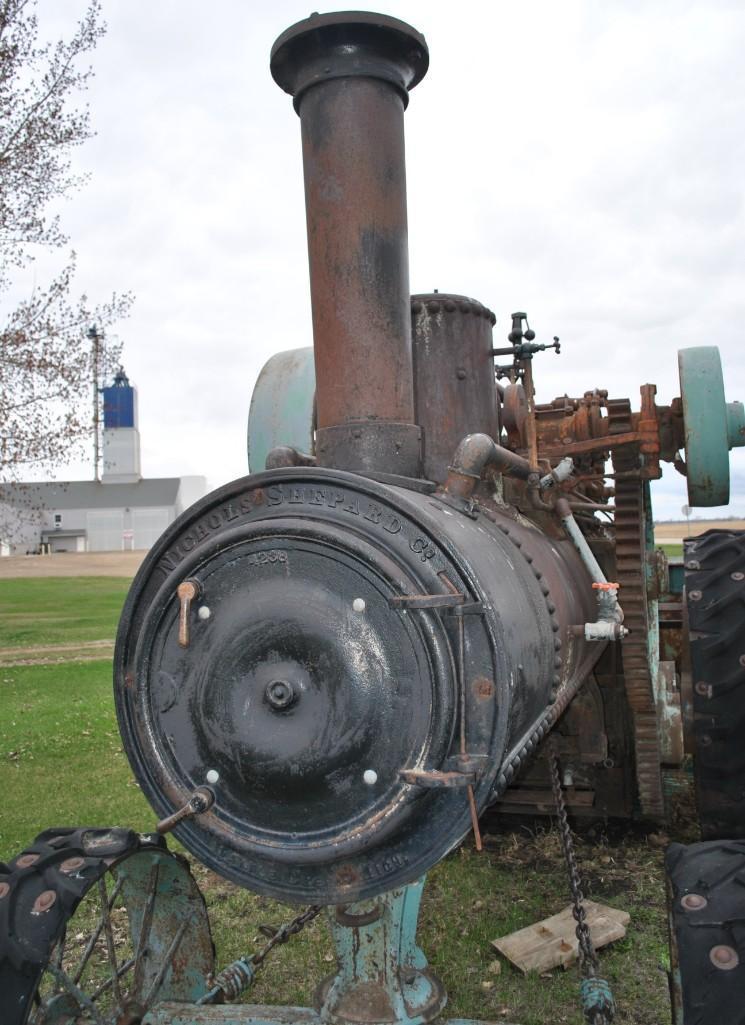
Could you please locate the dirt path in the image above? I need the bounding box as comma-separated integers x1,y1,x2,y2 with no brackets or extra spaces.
0,639,115,666
0,551,145,579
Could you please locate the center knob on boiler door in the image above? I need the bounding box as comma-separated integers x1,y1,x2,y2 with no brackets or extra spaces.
265,678,297,711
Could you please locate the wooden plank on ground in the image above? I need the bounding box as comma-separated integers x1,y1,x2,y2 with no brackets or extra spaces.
492,900,630,974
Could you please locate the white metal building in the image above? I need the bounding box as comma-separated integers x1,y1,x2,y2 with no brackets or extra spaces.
0,370,206,555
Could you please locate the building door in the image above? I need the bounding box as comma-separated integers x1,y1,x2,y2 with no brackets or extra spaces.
87,510,125,551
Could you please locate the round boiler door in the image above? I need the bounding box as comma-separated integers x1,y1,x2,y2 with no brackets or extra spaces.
127,517,458,901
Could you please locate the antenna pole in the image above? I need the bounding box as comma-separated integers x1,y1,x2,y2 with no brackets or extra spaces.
89,326,101,481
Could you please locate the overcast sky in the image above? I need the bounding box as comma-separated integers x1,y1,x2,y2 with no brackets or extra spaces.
24,0,745,520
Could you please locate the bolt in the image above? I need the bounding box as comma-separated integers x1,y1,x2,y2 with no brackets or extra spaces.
16,854,39,868
700,734,712,747
456,368,467,380
363,769,378,785
731,571,744,581
710,945,739,970
352,598,366,613
198,605,211,620
695,681,712,697
32,891,57,914
265,679,296,711
688,590,702,602
681,893,707,911
59,857,85,874
686,560,700,570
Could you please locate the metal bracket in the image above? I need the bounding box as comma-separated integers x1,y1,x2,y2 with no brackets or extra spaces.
452,602,486,616
400,768,476,788
389,593,465,609
389,594,487,616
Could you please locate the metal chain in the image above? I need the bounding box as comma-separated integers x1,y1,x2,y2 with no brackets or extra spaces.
549,737,615,1025
198,903,323,1004
548,740,599,974
252,903,324,967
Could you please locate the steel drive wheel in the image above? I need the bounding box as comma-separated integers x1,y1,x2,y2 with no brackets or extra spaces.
0,827,214,1025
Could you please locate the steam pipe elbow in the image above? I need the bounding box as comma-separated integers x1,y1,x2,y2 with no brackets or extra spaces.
265,445,317,470
443,433,533,499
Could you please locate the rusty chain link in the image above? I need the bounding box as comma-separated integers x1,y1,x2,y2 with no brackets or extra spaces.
199,903,324,1004
252,903,324,967
549,737,615,1025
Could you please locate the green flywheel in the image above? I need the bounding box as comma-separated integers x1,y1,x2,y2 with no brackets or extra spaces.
247,347,316,473
678,346,745,506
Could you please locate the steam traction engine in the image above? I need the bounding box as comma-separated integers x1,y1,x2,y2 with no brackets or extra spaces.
2,11,744,1025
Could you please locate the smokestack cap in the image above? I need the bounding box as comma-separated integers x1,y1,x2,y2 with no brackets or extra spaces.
271,10,429,112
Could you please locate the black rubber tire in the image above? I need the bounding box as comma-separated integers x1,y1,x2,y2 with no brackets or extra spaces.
666,839,745,1025
684,528,745,839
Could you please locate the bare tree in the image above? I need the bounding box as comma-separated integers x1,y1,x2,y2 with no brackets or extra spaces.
0,0,132,480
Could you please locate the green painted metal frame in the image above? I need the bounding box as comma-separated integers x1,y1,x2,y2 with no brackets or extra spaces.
143,879,499,1025
115,848,215,1006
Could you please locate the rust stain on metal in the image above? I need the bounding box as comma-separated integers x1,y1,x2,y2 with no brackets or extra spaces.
335,864,361,888
473,677,494,700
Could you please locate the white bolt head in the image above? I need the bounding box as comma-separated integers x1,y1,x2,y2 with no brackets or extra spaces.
198,606,211,620
206,769,220,785
363,769,378,785
352,598,366,613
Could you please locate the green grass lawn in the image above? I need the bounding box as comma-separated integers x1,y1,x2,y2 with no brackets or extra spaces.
0,576,130,648
657,543,683,557
0,577,672,1024
0,660,152,853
